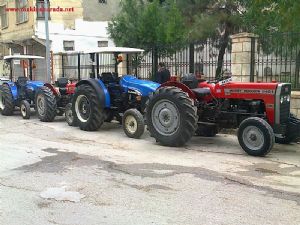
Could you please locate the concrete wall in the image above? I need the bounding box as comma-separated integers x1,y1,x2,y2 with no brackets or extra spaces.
35,19,114,53
36,0,83,29
0,0,35,42
82,0,121,21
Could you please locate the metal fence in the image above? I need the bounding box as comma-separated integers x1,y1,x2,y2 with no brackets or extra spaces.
138,40,232,80
253,32,300,90
55,39,232,82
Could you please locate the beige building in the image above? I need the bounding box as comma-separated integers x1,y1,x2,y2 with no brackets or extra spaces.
0,0,120,57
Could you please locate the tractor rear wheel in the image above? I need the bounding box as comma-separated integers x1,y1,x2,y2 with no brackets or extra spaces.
20,100,31,120
65,103,77,126
123,109,145,139
146,86,198,147
0,84,14,116
35,86,57,122
72,84,105,131
238,117,275,156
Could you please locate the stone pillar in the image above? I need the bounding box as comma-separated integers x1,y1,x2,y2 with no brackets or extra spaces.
230,33,257,82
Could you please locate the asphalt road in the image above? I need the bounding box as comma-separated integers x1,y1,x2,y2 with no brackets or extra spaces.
0,113,300,225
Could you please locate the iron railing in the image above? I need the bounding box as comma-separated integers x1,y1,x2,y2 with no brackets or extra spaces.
253,32,300,90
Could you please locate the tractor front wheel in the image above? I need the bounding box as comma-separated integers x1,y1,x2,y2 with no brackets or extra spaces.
123,109,145,139
0,84,14,116
35,86,57,122
146,87,198,147
65,103,77,126
20,100,31,120
72,84,105,131
238,117,275,156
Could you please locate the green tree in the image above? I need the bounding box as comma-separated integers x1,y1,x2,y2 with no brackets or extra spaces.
176,0,245,77
108,0,187,78
108,0,187,50
243,0,300,86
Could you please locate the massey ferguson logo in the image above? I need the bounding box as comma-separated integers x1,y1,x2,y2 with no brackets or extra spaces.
225,89,275,95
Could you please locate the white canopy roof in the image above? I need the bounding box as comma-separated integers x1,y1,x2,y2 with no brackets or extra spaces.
4,55,44,60
84,47,144,54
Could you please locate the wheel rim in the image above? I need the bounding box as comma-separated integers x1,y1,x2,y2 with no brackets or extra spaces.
37,95,45,116
75,95,91,123
242,126,265,151
151,99,180,136
0,91,4,110
125,115,137,134
21,104,27,117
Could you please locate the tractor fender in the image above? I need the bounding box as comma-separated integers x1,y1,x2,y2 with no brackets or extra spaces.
76,79,110,108
160,81,197,100
44,83,60,96
2,81,18,101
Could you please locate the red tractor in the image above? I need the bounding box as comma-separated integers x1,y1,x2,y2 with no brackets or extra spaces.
145,74,300,156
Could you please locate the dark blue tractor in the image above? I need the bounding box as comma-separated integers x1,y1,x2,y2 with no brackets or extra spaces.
71,47,198,144
0,55,70,121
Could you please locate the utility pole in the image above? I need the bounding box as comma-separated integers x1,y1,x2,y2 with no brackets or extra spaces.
44,0,51,82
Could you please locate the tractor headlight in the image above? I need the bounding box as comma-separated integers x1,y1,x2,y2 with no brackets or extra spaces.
286,95,291,102
280,96,284,104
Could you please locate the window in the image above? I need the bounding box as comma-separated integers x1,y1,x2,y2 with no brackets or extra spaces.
0,5,8,29
15,0,28,24
98,41,108,47
36,0,50,19
99,0,107,4
63,41,75,51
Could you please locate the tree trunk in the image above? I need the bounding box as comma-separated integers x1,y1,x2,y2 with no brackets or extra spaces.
152,46,158,81
216,26,230,79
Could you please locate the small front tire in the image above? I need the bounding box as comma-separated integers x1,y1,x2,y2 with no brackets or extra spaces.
238,117,275,156
122,109,145,139
65,103,77,126
20,100,31,120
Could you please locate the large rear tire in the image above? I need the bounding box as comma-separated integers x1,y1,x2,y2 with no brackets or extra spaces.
35,86,57,122
0,84,14,116
238,117,275,156
146,86,198,147
72,84,105,131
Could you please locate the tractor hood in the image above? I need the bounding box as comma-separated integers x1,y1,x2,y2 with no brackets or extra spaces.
26,81,45,91
120,75,160,96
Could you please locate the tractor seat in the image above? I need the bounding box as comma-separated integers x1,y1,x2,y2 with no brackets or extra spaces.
56,77,69,88
191,88,211,98
17,77,28,87
101,72,119,84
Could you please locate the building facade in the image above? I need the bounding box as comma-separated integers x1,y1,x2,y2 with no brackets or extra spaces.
0,0,120,57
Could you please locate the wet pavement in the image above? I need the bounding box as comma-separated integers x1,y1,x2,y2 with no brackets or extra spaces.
0,113,300,225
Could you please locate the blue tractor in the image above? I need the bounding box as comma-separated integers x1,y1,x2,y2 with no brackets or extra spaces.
0,55,58,121
71,47,198,144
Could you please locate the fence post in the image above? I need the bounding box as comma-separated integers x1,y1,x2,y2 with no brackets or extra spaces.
77,53,81,80
152,46,158,81
62,54,65,78
250,37,256,82
189,43,194,73
230,33,258,82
